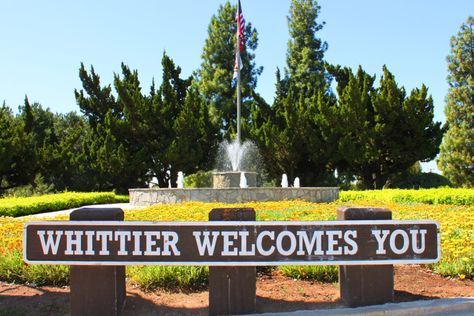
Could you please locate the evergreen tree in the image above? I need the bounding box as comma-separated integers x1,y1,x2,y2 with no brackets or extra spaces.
438,16,474,187
320,65,444,188
166,87,218,180
18,97,58,186
252,0,333,185
19,97,100,192
75,63,148,192
47,112,95,191
318,65,375,181
195,1,262,140
0,103,33,194
75,64,119,129
76,54,217,190
146,54,217,187
22,96,34,134
286,0,329,95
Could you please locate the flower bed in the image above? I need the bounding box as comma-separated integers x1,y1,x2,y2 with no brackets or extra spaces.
1,194,472,288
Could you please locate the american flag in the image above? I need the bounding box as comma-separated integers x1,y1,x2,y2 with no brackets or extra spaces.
232,0,245,83
232,53,242,83
236,0,245,52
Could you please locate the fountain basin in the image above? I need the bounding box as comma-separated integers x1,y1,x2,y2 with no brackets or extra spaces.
129,187,339,206
212,171,257,188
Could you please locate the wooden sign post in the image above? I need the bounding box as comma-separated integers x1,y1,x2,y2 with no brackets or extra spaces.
209,208,256,316
338,206,394,307
68,208,126,316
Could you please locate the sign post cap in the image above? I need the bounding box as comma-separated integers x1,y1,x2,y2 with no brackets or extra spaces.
337,206,392,220
70,207,124,221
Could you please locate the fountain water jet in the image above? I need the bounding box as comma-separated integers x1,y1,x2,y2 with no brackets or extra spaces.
177,171,184,189
281,174,289,188
213,140,260,188
294,177,300,188
216,139,258,172
239,172,248,188
226,140,243,172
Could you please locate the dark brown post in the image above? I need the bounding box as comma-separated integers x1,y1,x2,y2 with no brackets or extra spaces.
70,208,126,316
337,206,394,307
209,208,256,316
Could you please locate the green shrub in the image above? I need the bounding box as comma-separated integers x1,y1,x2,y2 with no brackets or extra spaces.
4,174,55,197
340,188,474,205
0,251,69,286
184,171,213,188
280,265,338,283
0,192,129,217
433,255,473,280
386,172,452,189
127,266,208,291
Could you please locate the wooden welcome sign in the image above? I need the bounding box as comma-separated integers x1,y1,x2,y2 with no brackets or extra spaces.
24,220,439,265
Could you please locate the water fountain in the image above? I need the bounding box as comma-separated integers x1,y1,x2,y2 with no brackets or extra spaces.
129,142,339,205
129,32,338,205
212,139,258,188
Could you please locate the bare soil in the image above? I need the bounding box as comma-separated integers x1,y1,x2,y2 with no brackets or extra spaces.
0,265,473,315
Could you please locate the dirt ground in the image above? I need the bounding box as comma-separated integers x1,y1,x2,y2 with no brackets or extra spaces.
0,265,473,315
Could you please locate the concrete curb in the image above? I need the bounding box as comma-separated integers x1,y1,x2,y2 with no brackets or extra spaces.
254,298,474,315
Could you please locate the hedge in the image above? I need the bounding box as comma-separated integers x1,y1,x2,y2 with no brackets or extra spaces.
0,192,129,217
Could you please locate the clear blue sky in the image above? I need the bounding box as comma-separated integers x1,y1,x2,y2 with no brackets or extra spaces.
1,0,472,171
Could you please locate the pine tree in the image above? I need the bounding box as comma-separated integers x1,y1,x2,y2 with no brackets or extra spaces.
438,16,474,187
195,1,262,140
252,0,333,185
319,65,376,180
166,87,218,179
286,0,329,95
321,65,444,188
77,54,218,190
47,112,94,191
146,54,217,187
75,64,118,129
13,97,95,193
22,96,34,134
17,98,60,190
76,63,148,192
0,104,33,194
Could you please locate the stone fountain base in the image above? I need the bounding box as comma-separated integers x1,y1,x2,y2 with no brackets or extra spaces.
129,187,339,206
212,171,257,188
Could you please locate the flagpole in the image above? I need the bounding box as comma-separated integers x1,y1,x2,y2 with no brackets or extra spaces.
236,1,242,147
236,49,241,147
